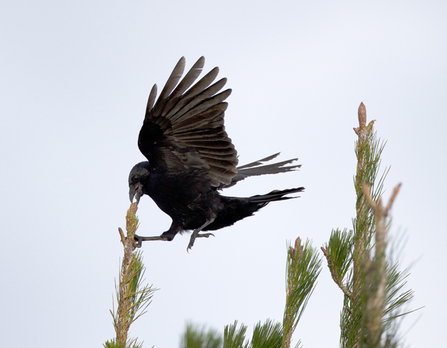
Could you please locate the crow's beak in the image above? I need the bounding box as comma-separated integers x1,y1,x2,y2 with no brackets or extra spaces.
129,183,143,204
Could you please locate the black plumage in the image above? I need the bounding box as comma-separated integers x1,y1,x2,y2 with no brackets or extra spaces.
128,57,304,249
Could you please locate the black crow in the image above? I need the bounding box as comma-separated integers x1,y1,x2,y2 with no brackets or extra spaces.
128,57,304,250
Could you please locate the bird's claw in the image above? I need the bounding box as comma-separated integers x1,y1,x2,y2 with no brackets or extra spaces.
134,234,143,248
187,232,215,251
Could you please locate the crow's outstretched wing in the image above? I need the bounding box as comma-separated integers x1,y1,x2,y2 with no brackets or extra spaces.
138,57,238,187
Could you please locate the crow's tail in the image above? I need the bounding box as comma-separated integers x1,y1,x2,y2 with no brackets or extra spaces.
204,187,304,231
247,187,305,206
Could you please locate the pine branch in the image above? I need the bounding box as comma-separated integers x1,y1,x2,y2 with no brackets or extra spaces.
324,103,415,348
181,323,223,348
104,203,156,348
182,237,321,348
360,183,401,347
322,229,354,298
345,103,387,348
224,321,248,348
283,238,322,348
252,320,283,348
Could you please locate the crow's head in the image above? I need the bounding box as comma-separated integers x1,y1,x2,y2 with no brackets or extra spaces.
128,162,150,203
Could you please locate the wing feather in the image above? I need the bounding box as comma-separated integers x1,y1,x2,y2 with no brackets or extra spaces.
165,68,221,119
162,57,205,116
150,57,186,118
138,57,238,186
217,154,301,189
145,84,158,114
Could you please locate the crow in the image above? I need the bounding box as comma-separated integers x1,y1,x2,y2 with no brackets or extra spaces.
128,57,304,250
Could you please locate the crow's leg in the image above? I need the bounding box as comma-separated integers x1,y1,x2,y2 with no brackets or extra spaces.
187,215,216,251
133,234,170,248
134,222,181,248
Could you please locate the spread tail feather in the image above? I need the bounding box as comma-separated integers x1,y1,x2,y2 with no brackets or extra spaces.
204,187,304,231
248,187,305,205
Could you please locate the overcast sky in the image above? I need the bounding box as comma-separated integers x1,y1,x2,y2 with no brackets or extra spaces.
1,1,446,347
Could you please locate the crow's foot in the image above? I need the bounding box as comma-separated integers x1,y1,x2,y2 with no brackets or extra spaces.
186,217,216,251
187,232,215,251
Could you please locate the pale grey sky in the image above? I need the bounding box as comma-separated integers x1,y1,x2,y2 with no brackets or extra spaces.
1,1,446,347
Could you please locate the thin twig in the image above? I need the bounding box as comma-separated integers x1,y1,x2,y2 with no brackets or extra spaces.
321,246,352,298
